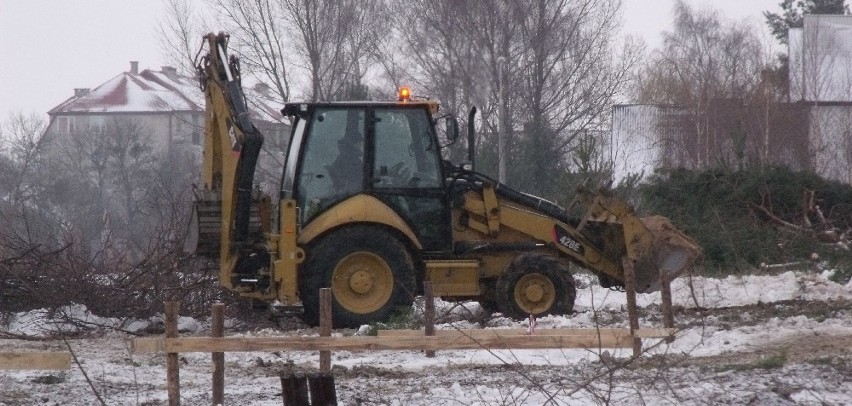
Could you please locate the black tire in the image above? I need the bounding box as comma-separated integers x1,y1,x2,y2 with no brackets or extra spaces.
478,298,500,314
598,273,624,290
496,253,576,320
299,226,417,328
477,279,500,313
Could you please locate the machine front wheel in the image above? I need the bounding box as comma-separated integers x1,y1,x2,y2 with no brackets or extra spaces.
496,253,576,319
299,226,416,328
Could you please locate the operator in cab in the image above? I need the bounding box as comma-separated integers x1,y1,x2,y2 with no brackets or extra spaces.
327,129,364,195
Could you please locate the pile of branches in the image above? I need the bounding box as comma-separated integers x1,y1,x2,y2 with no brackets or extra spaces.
0,241,71,313
640,166,852,272
0,236,225,321
750,188,850,249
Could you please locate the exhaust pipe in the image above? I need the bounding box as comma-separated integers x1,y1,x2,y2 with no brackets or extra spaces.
467,106,477,170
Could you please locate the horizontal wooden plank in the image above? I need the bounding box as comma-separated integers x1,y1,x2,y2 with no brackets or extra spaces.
0,352,72,370
131,337,165,354
131,333,633,354
377,328,676,339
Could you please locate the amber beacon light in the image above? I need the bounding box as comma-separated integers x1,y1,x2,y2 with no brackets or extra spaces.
398,86,411,101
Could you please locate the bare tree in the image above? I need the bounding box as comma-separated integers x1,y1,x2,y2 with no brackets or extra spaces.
206,0,292,102
390,0,634,198
0,114,56,257
391,0,474,111
0,115,75,312
281,0,387,100
635,0,768,169
38,118,156,263
201,0,385,102
1,113,49,205
462,0,520,183
0,114,224,318
158,0,206,75
514,0,636,196
639,1,764,105
387,0,480,167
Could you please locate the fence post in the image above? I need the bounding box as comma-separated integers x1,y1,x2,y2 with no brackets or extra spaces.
211,303,225,405
308,373,338,406
165,301,181,406
281,372,309,405
621,259,642,357
424,281,436,358
659,274,675,344
319,288,332,373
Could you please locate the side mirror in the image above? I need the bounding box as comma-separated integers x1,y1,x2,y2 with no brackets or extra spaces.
446,116,459,141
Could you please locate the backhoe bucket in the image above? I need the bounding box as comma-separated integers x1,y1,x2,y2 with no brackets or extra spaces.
184,189,224,258
183,188,267,259
631,215,701,293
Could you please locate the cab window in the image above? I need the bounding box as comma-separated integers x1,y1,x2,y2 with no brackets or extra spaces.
296,107,365,222
372,108,442,189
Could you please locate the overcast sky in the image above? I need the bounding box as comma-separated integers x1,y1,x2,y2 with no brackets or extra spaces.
0,0,783,122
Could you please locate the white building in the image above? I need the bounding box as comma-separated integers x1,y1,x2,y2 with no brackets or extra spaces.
789,15,852,183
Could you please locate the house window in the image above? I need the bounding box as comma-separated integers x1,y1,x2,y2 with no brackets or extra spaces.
56,117,69,134
190,114,202,145
89,116,105,134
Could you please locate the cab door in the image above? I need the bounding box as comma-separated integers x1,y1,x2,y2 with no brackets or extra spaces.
368,106,451,252
292,106,366,223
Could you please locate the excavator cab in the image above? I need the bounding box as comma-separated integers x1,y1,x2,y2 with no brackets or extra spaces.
282,102,453,252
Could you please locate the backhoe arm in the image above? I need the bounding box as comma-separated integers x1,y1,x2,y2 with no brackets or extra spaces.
192,32,267,286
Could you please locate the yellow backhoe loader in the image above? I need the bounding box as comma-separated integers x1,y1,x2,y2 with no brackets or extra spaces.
186,32,700,327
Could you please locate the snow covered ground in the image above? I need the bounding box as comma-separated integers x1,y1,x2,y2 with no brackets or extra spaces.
2,269,851,405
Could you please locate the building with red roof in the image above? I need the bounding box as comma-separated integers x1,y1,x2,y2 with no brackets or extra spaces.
45,62,288,152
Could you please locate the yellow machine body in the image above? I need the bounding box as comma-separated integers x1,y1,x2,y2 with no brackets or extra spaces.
188,32,700,327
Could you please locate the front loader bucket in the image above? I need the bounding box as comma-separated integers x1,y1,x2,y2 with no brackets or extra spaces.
631,216,701,293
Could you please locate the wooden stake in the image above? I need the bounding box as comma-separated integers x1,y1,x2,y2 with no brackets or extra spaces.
424,281,435,358
281,372,309,405
165,301,181,406
319,288,332,373
308,372,338,406
211,303,225,406
621,258,642,357
659,274,675,344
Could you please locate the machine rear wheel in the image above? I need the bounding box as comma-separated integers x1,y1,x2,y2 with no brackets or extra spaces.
496,253,576,319
299,226,416,328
